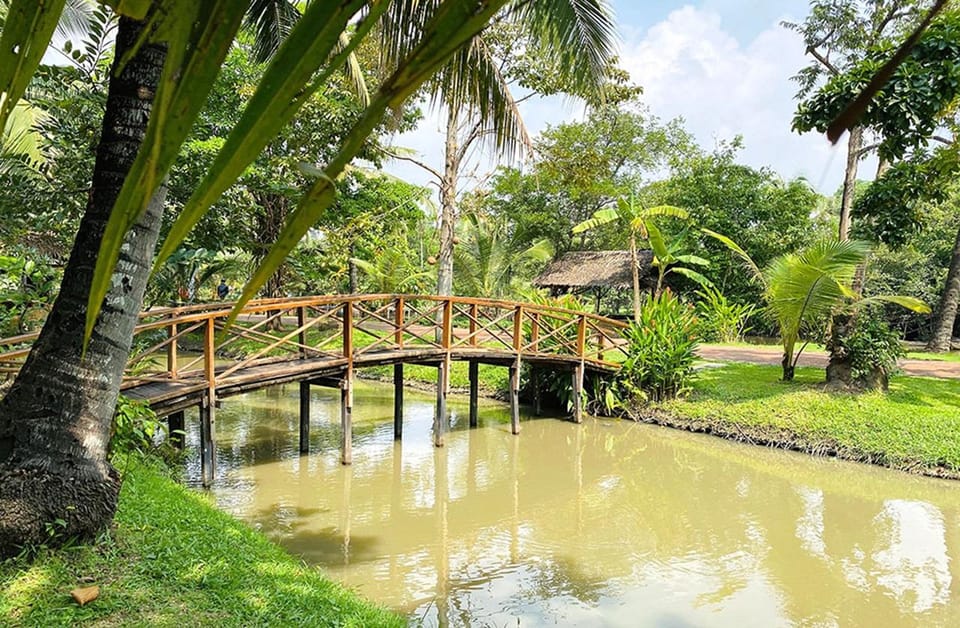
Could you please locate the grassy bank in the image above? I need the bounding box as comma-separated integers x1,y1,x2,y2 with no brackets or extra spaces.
0,460,402,627
649,363,960,478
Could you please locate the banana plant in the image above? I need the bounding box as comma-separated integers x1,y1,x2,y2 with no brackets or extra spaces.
573,194,688,322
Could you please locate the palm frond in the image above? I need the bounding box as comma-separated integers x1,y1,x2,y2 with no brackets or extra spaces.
434,34,530,160
572,207,618,233
244,0,302,63
668,266,714,289
702,228,762,284
512,0,616,99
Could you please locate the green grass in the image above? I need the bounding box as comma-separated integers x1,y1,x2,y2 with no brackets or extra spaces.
654,363,960,475
0,460,402,627
708,341,960,363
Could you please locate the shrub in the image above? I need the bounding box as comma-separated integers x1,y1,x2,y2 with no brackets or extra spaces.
694,286,755,343
110,395,165,459
619,290,700,402
825,311,905,386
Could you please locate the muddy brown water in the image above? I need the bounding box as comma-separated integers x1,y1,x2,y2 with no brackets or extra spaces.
182,381,960,627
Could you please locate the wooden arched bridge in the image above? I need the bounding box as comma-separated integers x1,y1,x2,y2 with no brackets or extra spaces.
0,294,629,485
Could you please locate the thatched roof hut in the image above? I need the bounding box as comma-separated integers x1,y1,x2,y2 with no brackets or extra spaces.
533,250,655,293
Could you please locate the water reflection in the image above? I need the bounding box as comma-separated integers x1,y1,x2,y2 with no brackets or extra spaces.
182,381,960,627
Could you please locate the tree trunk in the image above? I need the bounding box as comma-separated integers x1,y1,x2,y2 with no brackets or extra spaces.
838,126,862,241
630,234,641,323
437,106,459,296
927,224,960,352
0,18,167,555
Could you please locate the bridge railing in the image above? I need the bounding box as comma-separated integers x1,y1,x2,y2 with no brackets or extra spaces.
0,294,630,388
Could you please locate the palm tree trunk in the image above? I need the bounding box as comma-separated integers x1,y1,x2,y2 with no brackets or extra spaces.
927,224,960,352
0,18,167,555
437,106,459,296
630,234,641,323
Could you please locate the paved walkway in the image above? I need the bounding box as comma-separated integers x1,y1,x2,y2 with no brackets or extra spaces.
697,345,960,380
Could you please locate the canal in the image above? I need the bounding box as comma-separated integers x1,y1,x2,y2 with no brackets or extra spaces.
183,380,960,627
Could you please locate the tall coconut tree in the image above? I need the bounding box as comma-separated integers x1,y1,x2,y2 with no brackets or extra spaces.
246,1,617,297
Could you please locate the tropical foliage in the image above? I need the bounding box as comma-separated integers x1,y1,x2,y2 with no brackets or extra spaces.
616,290,699,403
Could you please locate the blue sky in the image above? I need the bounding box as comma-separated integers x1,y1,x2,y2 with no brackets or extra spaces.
384,1,870,202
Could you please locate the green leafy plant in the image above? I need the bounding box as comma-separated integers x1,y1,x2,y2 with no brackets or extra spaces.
110,395,163,458
695,286,755,343
618,289,699,402
825,310,905,385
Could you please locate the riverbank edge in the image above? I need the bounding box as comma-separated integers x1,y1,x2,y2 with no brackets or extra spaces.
359,364,960,482
632,405,960,481
0,459,404,627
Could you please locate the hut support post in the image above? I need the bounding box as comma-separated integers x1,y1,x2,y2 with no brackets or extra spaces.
509,358,521,435
299,381,310,454
167,410,185,449
393,363,404,440
468,360,479,428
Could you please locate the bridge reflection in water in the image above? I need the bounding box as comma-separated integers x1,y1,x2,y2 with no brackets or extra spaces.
0,294,629,485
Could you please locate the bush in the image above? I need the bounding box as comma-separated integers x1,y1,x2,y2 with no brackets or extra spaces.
619,290,700,402
825,311,905,385
694,286,755,343
110,395,174,462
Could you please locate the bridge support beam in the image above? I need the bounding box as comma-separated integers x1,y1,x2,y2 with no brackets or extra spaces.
509,359,521,435
341,372,353,465
468,361,479,428
434,361,448,447
200,394,216,487
167,410,185,449
299,382,310,454
531,368,541,416
572,363,584,424
394,364,403,440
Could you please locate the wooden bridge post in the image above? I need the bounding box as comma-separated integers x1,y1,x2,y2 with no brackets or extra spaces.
393,363,403,440
299,381,310,454
530,312,541,415
297,305,307,359
342,302,354,465
573,315,587,424
510,306,523,435
201,317,217,486
166,313,178,379
509,358,520,435
394,297,404,440
572,363,584,424
468,361,479,428
167,410,185,449
200,395,215,486
434,299,453,447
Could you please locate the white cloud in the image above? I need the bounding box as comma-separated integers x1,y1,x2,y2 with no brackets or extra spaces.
383,3,872,201
619,5,871,194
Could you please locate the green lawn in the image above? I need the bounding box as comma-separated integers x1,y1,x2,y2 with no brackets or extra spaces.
654,363,960,476
0,460,402,627
706,341,960,363
905,350,960,363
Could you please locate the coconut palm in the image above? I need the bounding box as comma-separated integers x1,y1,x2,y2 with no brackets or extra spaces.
573,195,688,322
711,233,929,381
246,1,616,298
453,211,553,298
0,0,617,553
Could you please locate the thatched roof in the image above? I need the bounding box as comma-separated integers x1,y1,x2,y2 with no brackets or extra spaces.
534,250,654,290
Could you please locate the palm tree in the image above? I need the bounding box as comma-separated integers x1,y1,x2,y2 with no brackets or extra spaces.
713,234,929,381
0,0,617,553
453,211,552,298
645,220,714,297
573,195,688,322
245,1,616,298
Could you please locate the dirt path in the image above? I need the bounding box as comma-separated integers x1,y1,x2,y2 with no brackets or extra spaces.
697,345,960,380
